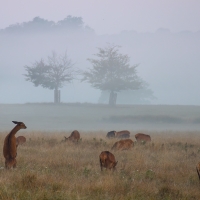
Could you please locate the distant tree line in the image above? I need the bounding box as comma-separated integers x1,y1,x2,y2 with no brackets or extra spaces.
0,16,94,34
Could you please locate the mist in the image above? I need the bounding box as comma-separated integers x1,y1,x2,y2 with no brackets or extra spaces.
0,16,200,105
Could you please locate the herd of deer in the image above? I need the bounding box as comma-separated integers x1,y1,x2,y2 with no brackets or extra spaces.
3,121,200,182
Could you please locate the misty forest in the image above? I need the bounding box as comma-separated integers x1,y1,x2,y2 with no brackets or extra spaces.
1,15,200,200
1,16,200,105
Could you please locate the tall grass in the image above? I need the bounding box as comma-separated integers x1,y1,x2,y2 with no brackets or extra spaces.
0,131,200,199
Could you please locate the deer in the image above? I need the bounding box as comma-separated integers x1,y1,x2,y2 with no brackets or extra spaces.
135,133,151,142
64,130,80,142
99,151,118,171
16,136,26,147
106,131,116,138
115,130,130,138
3,121,27,169
111,139,134,151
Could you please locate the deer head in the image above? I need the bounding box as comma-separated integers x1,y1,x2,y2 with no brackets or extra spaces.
12,121,27,129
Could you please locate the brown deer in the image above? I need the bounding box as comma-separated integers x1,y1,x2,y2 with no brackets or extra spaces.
3,121,27,169
115,130,130,138
111,139,134,151
64,130,80,142
16,136,26,147
99,151,118,171
135,133,151,142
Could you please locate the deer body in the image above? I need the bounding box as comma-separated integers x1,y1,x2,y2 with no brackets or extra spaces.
135,133,151,142
115,130,130,138
65,130,80,142
3,121,27,169
111,139,134,150
16,136,26,147
99,151,118,171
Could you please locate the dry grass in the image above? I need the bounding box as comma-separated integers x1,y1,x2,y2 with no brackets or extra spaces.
0,130,200,199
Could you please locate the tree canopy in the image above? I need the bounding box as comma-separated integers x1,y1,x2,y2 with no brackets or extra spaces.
1,16,94,34
24,51,75,103
83,45,143,91
82,45,146,105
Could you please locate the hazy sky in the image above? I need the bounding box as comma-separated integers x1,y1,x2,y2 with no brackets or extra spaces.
1,0,200,34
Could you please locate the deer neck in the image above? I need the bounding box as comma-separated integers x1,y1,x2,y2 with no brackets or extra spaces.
9,126,21,137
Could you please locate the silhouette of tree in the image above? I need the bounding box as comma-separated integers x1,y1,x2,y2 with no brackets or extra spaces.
82,45,146,105
24,51,75,103
23,17,54,32
57,15,84,30
1,16,94,34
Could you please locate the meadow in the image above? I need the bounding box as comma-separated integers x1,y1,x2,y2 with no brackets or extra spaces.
0,131,200,199
1,104,200,199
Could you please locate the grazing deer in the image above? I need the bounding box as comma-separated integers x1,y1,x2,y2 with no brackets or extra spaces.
111,139,134,151
99,151,118,171
106,131,116,138
3,121,27,169
16,136,26,147
115,130,130,138
64,130,80,142
135,133,151,142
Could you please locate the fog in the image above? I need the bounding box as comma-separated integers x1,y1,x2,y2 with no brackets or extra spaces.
0,1,200,105
1,104,200,132
1,0,200,35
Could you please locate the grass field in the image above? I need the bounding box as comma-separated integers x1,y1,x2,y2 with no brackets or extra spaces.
0,131,200,199
1,104,200,199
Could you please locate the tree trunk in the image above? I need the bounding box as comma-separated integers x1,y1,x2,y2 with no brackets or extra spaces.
54,89,61,103
109,91,117,106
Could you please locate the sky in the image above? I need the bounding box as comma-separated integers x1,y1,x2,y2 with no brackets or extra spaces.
1,0,200,35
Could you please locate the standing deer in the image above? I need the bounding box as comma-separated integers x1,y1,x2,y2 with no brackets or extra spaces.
3,121,27,169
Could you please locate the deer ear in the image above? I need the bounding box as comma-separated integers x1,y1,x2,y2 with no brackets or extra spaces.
12,121,18,124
